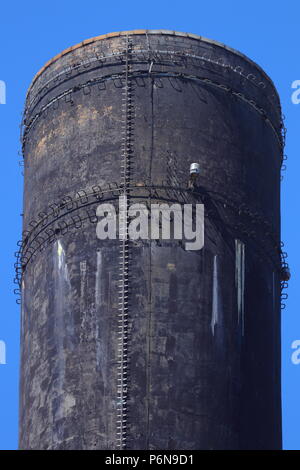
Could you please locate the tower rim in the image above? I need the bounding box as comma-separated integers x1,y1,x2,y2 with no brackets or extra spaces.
26,29,279,102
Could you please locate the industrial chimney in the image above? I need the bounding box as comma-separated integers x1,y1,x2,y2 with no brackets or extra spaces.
17,30,285,450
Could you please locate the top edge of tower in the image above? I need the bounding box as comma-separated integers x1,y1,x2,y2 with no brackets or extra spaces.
27,29,279,99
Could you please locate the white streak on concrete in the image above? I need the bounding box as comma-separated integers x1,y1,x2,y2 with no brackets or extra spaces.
95,251,102,307
80,261,87,325
211,254,219,335
53,240,71,417
235,239,245,336
95,250,102,368
57,240,70,283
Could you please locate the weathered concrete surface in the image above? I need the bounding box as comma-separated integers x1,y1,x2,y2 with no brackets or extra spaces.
19,31,282,450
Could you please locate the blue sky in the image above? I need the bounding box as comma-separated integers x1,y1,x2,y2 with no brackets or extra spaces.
0,0,299,450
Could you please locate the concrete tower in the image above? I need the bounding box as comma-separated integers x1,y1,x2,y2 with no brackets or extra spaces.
17,30,284,450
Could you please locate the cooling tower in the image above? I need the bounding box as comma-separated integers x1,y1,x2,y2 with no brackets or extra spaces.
17,30,284,450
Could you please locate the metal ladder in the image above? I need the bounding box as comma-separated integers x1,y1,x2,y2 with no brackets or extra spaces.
117,35,133,450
